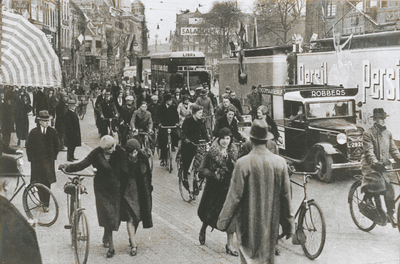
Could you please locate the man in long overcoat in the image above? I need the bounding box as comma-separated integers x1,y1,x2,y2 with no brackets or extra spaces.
361,108,400,225
26,110,59,208
65,100,81,161
217,120,292,264
32,87,48,116
55,93,68,150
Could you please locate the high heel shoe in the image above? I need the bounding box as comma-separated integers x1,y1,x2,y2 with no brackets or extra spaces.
199,229,206,245
225,245,239,257
106,249,115,258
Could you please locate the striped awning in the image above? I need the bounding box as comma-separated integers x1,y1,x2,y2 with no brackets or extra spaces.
0,11,62,87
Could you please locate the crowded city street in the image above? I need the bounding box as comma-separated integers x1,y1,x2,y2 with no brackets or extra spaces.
7,97,399,264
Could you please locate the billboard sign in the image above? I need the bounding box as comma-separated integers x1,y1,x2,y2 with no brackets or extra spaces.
12,0,29,9
297,47,400,143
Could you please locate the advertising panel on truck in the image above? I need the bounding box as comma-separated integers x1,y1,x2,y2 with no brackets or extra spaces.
297,47,400,145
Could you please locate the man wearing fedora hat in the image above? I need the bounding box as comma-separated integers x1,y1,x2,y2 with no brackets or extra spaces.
26,110,60,210
65,100,81,162
361,108,400,226
217,119,292,263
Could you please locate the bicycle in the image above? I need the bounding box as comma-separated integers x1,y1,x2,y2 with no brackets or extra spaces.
177,140,209,202
348,168,400,232
76,95,89,120
60,168,94,264
160,125,177,173
103,117,119,142
8,155,59,227
280,165,326,260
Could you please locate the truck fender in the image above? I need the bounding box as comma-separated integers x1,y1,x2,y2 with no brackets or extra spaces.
311,143,341,156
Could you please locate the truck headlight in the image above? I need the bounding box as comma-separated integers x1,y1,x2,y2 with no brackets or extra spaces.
337,133,347,145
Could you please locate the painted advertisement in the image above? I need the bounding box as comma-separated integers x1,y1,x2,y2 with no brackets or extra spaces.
297,47,400,143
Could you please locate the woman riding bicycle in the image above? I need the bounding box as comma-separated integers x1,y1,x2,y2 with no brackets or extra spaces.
180,104,209,198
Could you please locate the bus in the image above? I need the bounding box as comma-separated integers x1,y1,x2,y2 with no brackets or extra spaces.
151,51,211,92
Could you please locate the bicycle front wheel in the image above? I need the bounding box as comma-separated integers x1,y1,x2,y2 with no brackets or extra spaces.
73,210,90,264
178,164,192,203
348,180,376,232
23,183,59,227
298,200,326,260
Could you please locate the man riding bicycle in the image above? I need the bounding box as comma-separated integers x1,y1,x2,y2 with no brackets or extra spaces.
361,108,400,227
98,91,119,137
130,101,153,148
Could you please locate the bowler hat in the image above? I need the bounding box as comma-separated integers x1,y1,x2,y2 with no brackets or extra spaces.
250,119,274,141
200,89,207,95
37,110,51,120
372,108,389,119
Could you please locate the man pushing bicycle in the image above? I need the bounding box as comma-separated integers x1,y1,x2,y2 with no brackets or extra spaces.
361,108,400,227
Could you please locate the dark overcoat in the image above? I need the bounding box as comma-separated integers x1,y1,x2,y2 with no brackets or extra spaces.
26,126,59,184
15,101,32,140
361,124,400,193
55,98,67,138
65,146,128,231
157,103,179,150
32,91,48,115
217,145,292,264
198,140,238,231
213,116,242,141
121,150,153,228
65,109,81,148
0,196,42,264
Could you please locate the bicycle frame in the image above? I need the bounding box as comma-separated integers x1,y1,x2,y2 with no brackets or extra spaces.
9,174,27,202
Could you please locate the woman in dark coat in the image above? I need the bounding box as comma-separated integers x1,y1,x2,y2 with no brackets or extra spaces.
197,127,238,256
15,94,32,147
59,135,128,258
180,104,209,198
123,139,153,256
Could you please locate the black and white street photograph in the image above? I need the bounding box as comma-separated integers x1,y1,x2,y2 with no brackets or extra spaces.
1,0,400,263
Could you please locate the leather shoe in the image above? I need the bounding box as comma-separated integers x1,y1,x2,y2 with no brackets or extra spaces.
72,157,79,160
67,159,74,162
106,249,115,258
225,245,239,257
364,197,375,209
199,229,206,245
130,246,137,256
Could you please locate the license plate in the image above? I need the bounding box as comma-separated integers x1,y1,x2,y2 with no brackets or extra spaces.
349,142,362,148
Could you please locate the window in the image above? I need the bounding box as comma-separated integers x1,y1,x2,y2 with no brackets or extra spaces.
96,40,101,48
85,40,92,52
326,0,336,16
381,1,387,7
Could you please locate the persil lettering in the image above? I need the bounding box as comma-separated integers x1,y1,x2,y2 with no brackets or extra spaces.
298,62,328,85
362,60,400,103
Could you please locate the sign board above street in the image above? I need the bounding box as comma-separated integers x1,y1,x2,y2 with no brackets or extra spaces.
12,0,29,9
180,27,215,36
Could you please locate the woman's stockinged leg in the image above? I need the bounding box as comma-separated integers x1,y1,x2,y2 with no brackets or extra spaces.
226,232,239,257
105,228,115,258
127,220,138,256
127,221,137,247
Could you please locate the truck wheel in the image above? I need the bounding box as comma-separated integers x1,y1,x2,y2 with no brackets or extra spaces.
315,152,333,183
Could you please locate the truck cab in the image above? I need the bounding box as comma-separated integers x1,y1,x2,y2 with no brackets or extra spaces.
265,85,363,182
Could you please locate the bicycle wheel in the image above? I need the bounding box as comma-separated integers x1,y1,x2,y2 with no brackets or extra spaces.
348,180,376,232
168,143,173,173
178,163,192,202
73,210,90,264
298,200,326,260
145,148,153,172
23,183,59,227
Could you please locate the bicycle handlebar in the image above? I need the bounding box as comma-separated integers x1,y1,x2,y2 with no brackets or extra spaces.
288,165,321,176
384,168,400,172
160,125,177,129
60,168,95,177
